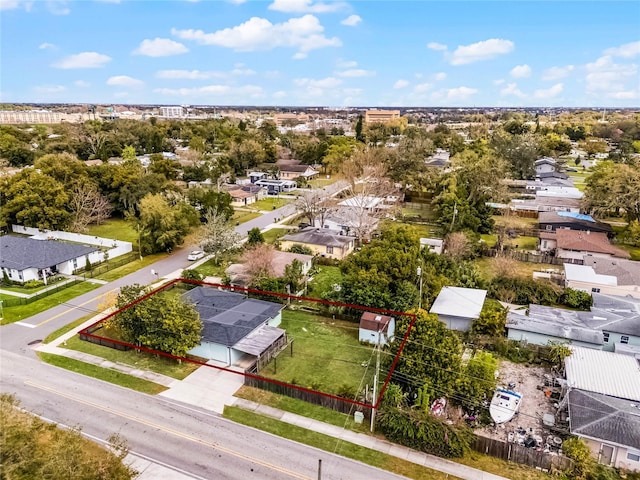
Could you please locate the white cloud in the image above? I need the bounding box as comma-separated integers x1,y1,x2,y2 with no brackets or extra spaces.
47,1,70,15
96,0,122,3
542,65,574,81
433,72,447,81
501,82,526,98
341,14,361,26
231,67,256,76
607,90,638,100
74,80,90,87
172,15,341,56
39,42,56,50
133,38,188,57
534,82,563,99
449,38,514,65
336,59,357,68
433,86,478,101
343,88,362,95
107,75,144,87
268,0,346,13
156,69,220,80
34,84,65,93
510,64,531,78
153,84,264,98
604,41,640,58
294,77,342,89
427,42,447,51
493,79,505,86
53,51,111,69
336,69,374,77
228,0,246,3
292,52,307,60
113,91,129,98
273,90,287,99
414,82,433,93
0,0,26,10
585,55,637,97
393,79,409,89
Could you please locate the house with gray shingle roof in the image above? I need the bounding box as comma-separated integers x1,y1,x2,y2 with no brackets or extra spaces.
0,236,98,283
182,287,285,366
279,227,356,260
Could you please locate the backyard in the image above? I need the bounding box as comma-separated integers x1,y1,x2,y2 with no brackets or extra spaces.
262,309,376,397
87,218,138,244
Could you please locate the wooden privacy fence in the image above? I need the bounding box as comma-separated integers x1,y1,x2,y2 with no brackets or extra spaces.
484,249,584,266
244,375,370,419
472,435,573,472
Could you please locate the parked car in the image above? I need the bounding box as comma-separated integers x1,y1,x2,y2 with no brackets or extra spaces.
187,250,205,261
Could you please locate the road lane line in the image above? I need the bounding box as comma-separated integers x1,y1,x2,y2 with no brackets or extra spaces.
24,380,311,480
34,288,118,327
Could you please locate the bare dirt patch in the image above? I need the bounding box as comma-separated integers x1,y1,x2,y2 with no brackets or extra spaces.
478,360,559,443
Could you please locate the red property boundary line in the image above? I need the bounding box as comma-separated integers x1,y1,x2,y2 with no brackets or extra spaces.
79,278,418,411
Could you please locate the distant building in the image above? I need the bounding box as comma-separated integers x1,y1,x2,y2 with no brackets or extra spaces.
254,179,297,194
159,106,184,118
538,211,613,236
364,109,400,124
541,229,630,260
420,238,444,255
280,227,356,260
0,110,62,124
564,257,640,299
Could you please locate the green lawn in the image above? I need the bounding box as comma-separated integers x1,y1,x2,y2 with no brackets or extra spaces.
474,257,561,282
232,210,262,224
248,197,293,211
235,386,370,433
567,169,592,192
87,219,138,244
1,282,101,325
224,406,458,480
193,251,240,278
63,333,199,380
308,265,342,298
95,253,167,282
261,309,375,395
37,352,167,394
307,176,340,189
617,243,640,261
262,228,291,244
480,235,538,250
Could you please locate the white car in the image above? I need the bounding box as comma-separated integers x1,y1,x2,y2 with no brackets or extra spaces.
187,250,205,261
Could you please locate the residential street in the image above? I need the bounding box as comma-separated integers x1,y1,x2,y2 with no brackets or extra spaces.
0,349,408,480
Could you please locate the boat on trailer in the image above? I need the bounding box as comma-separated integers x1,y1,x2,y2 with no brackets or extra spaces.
489,388,522,424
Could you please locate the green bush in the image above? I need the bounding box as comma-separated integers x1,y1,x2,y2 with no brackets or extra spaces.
559,288,593,310
23,280,45,289
288,244,313,255
488,275,561,305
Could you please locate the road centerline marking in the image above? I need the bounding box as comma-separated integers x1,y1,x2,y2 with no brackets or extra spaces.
24,380,310,480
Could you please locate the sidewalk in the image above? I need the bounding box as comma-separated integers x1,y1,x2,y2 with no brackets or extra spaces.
228,398,508,480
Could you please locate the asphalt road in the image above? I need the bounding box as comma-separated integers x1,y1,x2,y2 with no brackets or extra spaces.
0,349,408,480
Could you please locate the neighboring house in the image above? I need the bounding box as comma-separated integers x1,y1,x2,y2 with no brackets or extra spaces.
183,287,286,366
254,179,297,194
359,312,395,346
546,229,630,260
279,227,356,260
510,196,582,214
505,294,640,352
0,235,98,283
538,211,613,236
315,211,379,237
563,347,640,471
279,163,319,181
534,157,561,176
248,172,268,183
225,251,313,287
535,187,583,200
227,185,266,207
430,287,487,331
420,238,444,255
564,259,640,299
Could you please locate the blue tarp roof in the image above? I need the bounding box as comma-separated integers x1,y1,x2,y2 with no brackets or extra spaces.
557,211,595,222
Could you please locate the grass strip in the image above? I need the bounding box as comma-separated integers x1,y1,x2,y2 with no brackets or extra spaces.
223,406,459,480
63,334,198,380
95,253,166,282
37,352,167,395
43,313,97,344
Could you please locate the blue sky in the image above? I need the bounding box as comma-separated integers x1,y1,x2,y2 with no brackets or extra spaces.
1,0,639,107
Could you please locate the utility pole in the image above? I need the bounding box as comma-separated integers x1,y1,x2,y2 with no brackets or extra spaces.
317,459,322,480
370,335,381,433
417,265,423,310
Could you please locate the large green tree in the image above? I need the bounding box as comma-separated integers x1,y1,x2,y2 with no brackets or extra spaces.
133,193,199,254
109,284,202,357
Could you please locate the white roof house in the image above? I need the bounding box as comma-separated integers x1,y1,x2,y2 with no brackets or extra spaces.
565,264,618,286
430,287,487,331
565,346,640,402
